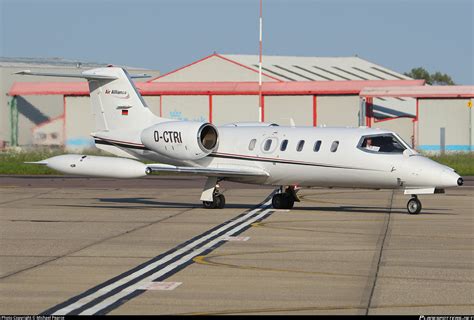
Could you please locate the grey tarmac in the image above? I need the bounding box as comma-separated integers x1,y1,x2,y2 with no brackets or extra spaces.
0,175,472,315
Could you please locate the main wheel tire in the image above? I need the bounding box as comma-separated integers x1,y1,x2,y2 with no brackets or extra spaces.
272,193,295,209
272,194,283,209
203,194,225,209
407,197,422,214
203,200,216,209
216,194,226,209
285,196,295,209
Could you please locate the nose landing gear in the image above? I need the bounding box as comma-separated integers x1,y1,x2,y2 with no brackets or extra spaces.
407,195,422,215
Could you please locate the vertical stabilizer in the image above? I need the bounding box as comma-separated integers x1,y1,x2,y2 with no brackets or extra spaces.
83,67,161,132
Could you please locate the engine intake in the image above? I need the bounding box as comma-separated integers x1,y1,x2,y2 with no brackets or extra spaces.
199,124,218,151
141,121,219,160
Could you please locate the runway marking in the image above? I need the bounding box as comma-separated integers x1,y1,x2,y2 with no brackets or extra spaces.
194,249,473,284
223,236,250,242
42,192,276,316
135,281,182,291
193,252,367,278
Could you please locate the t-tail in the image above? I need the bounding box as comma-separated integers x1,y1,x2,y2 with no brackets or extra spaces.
16,67,163,134
16,67,164,157
83,67,161,132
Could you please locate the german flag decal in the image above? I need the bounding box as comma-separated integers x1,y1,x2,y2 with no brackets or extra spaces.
122,109,129,116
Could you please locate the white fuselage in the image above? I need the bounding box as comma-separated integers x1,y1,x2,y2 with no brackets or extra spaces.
116,125,460,191
21,67,462,213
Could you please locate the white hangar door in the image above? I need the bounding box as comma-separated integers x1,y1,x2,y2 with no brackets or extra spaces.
161,96,209,123
264,95,313,126
212,96,259,125
317,95,360,127
65,96,95,150
418,98,472,152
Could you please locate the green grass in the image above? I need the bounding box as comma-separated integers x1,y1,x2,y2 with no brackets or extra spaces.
1,149,473,176
0,148,108,175
427,152,474,176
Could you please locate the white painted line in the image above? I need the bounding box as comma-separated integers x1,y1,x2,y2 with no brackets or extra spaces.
136,282,182,291
80,208,272,315
223,236,250,242
53,200,271,315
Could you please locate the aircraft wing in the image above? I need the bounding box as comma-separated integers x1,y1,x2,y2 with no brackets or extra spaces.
146,163,269,178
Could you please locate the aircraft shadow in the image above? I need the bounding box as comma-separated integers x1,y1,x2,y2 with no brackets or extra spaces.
53,197,258,210
52,198,455,215
292,205,455,215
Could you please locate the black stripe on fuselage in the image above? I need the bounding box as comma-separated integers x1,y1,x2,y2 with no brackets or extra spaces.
209,152,378,171
94,139,150,151
94,138,379,172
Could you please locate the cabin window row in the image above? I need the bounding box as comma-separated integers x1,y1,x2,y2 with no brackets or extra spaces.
249,139,339,153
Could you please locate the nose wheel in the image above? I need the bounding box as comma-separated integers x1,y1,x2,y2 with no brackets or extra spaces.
407,195,422,215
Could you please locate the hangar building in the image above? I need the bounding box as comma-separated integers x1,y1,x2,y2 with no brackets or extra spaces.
6,54,474,152
0,57,160,149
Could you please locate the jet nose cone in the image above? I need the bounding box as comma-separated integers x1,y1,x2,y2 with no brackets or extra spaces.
438,168,462,188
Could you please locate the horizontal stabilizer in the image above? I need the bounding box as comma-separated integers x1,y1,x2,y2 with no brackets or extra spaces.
15,70,118,80
146,164,269,178
15,70,149,80
128,74,151,79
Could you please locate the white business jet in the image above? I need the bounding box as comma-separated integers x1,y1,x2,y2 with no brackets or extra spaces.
18,67,463,214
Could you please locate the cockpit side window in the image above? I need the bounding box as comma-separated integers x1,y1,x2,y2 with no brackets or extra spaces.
358,134,406,153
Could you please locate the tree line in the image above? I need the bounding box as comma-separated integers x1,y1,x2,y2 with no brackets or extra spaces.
404,67,455,85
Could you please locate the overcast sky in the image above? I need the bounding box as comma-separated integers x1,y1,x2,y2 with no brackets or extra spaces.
1,0,472,84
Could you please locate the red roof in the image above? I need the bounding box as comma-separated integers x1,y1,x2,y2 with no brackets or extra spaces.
8,80,425,96
360,86,474,98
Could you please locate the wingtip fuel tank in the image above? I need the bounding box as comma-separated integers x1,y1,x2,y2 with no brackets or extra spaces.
28,154,149,178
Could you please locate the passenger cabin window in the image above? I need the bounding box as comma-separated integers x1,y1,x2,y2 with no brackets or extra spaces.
359,134,406,153
280,139,288,151
263,139,273,151
330,141,339,152
313,140,321,152
248,139,256,151
297,140,305,152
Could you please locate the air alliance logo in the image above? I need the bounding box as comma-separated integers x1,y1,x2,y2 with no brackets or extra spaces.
105,89,130,99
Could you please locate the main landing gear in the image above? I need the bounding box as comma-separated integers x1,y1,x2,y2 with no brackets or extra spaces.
201,177,226,209
202,192,226,209
272,186,300,210
407,195,422,215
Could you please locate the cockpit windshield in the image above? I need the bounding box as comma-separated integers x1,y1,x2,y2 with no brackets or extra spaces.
358,134,407,153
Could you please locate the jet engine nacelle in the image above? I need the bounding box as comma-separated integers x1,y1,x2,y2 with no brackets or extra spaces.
37,154,148,178
140,121,219,160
